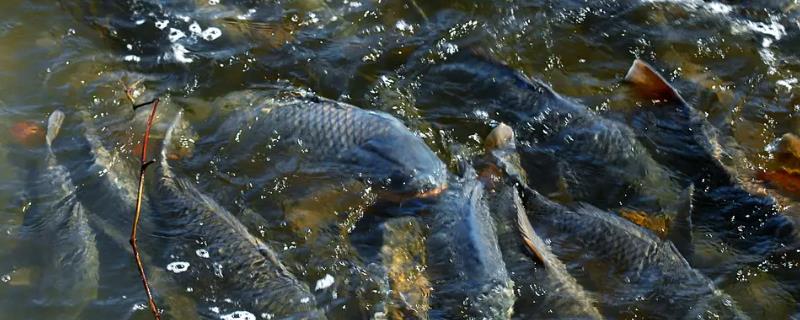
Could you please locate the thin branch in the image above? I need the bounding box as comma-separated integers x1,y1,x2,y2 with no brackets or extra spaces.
129,95,162,320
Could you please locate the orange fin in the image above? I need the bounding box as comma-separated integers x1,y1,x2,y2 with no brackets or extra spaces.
625,59,687,104
515,191,547,267
619,209,670,238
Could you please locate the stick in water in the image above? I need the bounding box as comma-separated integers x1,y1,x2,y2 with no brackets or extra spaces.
129,92,161,320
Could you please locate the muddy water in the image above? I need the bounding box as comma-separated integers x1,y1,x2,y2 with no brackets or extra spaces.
1,0,800,319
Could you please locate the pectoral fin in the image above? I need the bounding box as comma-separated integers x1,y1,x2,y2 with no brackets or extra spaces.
619,209,670,238
515,190,547,267
667,184,695,260
625,59,687,104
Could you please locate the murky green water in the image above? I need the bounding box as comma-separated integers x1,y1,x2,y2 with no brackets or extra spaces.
2,0,800,319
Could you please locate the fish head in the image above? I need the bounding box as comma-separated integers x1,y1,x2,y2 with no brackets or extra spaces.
356,130,448,198
483,123,528,186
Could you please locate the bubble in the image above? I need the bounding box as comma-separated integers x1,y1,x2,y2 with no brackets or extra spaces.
202,27,222,41
189,22,203,36
195,249,210,258
220,311,255,320
166,261,190,273
168,28,186,42
155,20,169,30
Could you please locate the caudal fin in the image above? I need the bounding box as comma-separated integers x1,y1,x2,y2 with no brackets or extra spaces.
46,110,66,149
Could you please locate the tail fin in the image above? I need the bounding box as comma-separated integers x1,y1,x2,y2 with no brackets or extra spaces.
46,110,66,149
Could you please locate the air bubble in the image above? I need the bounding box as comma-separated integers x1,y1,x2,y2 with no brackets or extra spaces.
166,261,190,273
202,27,222,41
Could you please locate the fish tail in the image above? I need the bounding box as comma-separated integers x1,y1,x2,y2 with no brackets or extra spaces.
46,110,65,150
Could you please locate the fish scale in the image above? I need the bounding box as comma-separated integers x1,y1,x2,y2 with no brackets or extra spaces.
197,91,447,197
150,112,326,319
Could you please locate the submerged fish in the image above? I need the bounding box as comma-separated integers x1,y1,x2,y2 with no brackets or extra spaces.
422,169,515,319
409,51,681,214
490,125,747,319
380,217,431,319
149,111,325,319
623,60,795,251
192,90,447,200
5,110,99,318
482,124,603,319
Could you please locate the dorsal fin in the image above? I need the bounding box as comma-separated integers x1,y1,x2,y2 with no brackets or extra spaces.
667,184,695,260
625,59,687,104
514,189,547,267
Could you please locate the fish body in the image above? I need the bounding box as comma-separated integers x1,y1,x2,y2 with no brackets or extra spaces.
487,181,603,319
521,186,746,319
623,60,795,250
486,123,746,319
423,172,515,319
7,110,99,318
150,112,325,319
482,124,602,319
196,90,447,199
412,52,679,212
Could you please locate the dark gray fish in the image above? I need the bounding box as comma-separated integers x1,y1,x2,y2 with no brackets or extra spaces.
623,60,795,252
409,51,680,213
150,111,325,319
486,134,748,319
68,109,202,319
423,170,515,319
6,110,99,319
195,90,447,199
483,124,602,319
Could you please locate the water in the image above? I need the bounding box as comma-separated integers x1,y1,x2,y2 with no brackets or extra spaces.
1,0,800,318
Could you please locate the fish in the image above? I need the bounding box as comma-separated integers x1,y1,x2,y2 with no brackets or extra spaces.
379,217,431,319
66,108,202,318
422,168,515,319
408,50,682,214
623,60,796,252
488,125,748,319
189,89,447,200
149,111,325,319
2,110,99,319
481,123,603,319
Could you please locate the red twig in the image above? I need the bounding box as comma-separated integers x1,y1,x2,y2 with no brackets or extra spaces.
130,98,161,320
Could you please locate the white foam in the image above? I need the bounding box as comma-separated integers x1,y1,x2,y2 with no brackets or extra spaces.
171,44,194,63
314,274,335,290
220,311,255,320
123,55,141,62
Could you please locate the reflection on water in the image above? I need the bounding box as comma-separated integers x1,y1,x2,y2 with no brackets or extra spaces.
1,0,800,318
